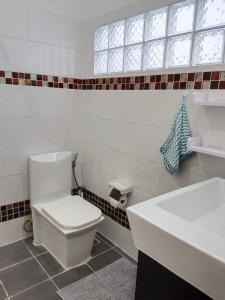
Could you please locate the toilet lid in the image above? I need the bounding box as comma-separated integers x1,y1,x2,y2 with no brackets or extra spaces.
41,196,102,230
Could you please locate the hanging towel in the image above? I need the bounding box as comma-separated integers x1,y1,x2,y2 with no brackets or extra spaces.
160,98,193,175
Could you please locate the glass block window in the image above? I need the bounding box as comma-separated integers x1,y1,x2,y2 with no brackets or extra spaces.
125,44,143,72
145,7,167,41
168,0,195,35
94,0,225,74
193,29,224,65
166,34,192,67
95,25,108,51
109,20,125,48
196,0,225,29
94,51,108,75
125,14,145,45
108,48,124,73
143,40,165,70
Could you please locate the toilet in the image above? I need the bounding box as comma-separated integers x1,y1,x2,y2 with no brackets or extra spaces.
29,151,104,269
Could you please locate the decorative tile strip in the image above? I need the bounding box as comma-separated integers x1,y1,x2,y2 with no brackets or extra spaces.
80,71,225,90
1,69,225,90
0,200,31,223
83,189,130,230
0,190,130,230
0,71,81,90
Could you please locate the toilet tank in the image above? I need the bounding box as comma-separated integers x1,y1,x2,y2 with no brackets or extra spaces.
29,151,72,205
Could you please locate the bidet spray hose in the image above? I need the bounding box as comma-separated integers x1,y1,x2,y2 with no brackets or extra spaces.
72,153,80,191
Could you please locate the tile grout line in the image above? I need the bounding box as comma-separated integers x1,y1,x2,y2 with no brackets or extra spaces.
34,250,49,257
0,257,33,272
95,234,137,265
95,234,115,248
86,263,95,273
0,280,9,299
0,244,49,273
90,246,116,261
113,247,137,265
8,279,50,299
22,240,60,291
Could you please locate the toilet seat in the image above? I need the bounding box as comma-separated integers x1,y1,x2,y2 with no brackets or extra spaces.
41,196,102,231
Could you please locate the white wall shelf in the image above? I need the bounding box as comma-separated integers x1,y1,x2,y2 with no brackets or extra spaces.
188,137,225,158
193,92,225,107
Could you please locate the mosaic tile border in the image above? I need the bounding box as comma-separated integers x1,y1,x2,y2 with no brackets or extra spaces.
0,192,130,230
0,71,82,89
83,189,130,230
1,69,225,90
0,200,31,223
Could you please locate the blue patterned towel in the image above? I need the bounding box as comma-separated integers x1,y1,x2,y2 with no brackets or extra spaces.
160,99,193,175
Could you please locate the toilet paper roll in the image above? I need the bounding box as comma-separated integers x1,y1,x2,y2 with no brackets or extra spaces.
109,197,119,208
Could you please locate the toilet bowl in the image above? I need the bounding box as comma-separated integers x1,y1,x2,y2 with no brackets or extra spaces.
29,151,104,269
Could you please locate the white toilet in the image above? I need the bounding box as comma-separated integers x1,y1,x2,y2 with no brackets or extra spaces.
29,151,104,269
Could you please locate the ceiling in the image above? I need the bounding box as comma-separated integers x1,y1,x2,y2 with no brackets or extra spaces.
12,0,141,21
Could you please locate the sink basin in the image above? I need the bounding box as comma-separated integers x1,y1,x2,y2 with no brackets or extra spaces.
127,177,225,300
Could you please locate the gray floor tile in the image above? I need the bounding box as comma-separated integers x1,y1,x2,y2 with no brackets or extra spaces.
0,283,7,300
88,249,122,271
0,258,48,296
11,280,61,300
114,246,137,265
0,241,31,270
91,239,111,257
52,264,93,289
36,252,64,277
23,237,46,256
96,232,115,247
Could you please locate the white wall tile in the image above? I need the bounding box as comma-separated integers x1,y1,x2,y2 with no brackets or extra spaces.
124,123,167,162
88,91,123,120
82,165,114,201
157,90,181,128
127,186,153,207
0,86,81,117
0,216,32,247
0,174,28,205
82,141,102,171
99,148,135,185
152,165,206,196
122,91,159,126
0,85,34,116
0,36,75,76
93,119,127,152
0,0,28,39
98,216,138,260
28,8,77,48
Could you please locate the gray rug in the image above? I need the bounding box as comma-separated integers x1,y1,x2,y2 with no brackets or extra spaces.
57,258,137,300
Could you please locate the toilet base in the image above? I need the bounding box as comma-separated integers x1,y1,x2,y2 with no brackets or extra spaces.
32,207,104,269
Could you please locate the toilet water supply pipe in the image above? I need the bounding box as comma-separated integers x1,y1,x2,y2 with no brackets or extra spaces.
23,152,82,233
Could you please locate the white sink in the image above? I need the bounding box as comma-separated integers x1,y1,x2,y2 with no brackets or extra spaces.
127,177,225,300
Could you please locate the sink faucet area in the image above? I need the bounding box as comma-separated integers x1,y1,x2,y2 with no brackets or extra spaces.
127,177,225,299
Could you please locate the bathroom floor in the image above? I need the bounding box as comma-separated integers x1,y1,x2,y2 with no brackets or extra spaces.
0,232,136,300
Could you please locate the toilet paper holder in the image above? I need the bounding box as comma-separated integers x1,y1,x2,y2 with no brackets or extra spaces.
108,181,132,209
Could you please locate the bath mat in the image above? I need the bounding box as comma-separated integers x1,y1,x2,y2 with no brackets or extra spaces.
57,258,137,300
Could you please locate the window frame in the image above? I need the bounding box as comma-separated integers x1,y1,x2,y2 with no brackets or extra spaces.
94,0,225,75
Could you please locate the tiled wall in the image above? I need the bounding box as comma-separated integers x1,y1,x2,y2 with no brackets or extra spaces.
0,0,81,77
2,68,225,233
0,83,83,246
0,85,83,205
